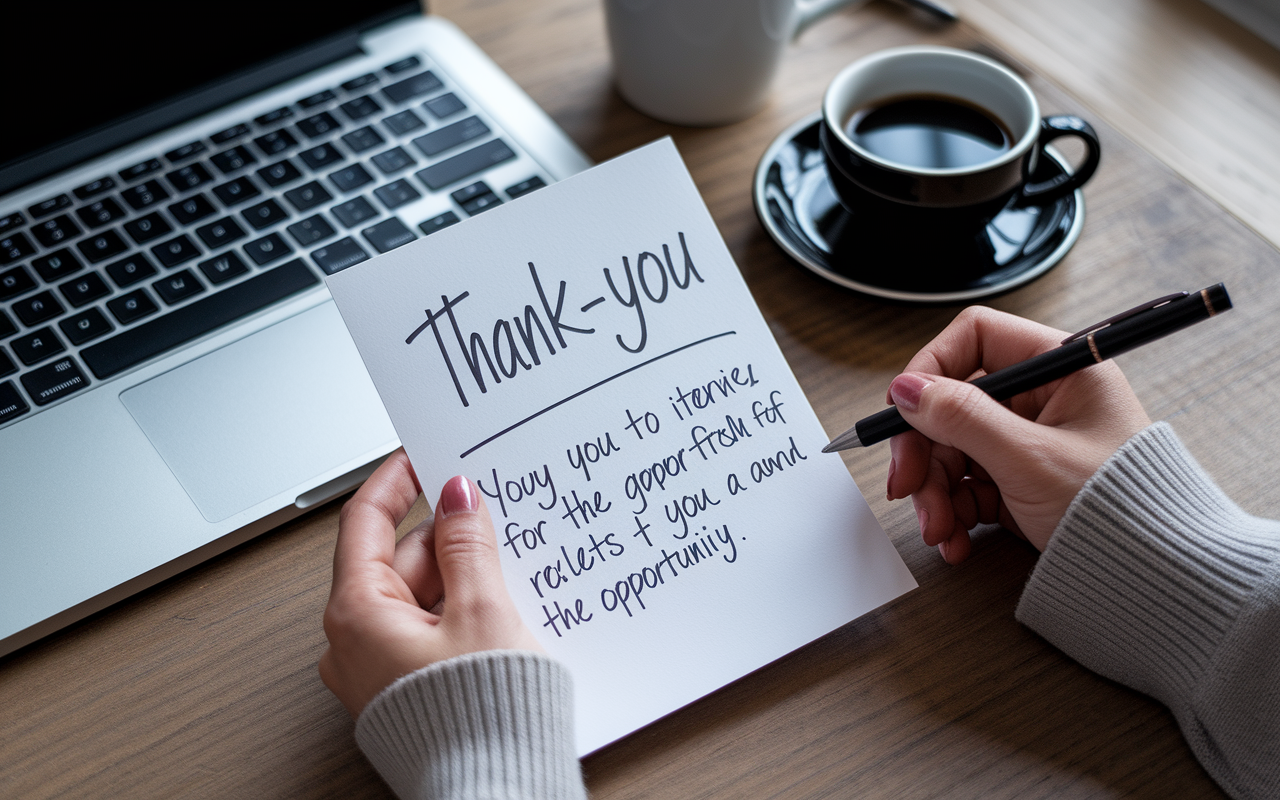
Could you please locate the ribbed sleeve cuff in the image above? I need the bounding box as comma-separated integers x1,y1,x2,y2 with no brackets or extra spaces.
1016,422,1276,704
355,650,587,800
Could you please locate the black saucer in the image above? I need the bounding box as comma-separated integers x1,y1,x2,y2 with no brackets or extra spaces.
753,112,1085,303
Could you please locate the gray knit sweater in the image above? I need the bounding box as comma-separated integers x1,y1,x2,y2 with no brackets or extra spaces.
357,423,1278,799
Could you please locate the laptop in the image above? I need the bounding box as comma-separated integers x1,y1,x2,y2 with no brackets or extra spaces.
0,1,590,657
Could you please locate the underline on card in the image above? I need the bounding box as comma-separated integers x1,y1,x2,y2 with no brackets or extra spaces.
459,331,737,459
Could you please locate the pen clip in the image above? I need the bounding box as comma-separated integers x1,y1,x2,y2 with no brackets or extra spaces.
1061,292,1189,345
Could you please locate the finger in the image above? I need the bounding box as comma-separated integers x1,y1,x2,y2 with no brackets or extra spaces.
392,516,446,611
333,449,421,591
913,455,958,547
905,305,1067,381
889,372,1050,477
888,430,932,500
939,526,972,564
430,476,511,616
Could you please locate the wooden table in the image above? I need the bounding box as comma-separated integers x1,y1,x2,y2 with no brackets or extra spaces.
4,1,1278,797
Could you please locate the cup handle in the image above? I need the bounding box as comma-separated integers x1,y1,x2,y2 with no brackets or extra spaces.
1019,115,1101,205
793,0,868,39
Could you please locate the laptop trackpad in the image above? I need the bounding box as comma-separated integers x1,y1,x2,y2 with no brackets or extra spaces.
120,301,396,523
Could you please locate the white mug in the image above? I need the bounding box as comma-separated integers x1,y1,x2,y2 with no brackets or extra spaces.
604,0,862,126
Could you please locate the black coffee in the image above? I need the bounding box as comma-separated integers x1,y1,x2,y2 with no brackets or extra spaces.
845,95,1012,169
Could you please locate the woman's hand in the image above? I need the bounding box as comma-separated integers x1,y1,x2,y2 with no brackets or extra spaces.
319,449,542,718
885,306,1151,563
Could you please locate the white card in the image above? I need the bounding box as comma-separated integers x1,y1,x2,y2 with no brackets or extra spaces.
326,138,916,754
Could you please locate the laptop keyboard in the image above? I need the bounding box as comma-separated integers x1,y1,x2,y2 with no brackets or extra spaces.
0,54,548,427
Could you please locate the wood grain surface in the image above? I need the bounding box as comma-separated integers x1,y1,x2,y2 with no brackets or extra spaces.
3,1,1278,798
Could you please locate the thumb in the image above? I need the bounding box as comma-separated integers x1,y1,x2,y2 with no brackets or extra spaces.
889,372,1043,466
432,476,511,614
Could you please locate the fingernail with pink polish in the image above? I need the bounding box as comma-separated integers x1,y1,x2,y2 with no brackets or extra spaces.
439,475,479,517
886,457,897,501
889,373,932,413
916,506,929,534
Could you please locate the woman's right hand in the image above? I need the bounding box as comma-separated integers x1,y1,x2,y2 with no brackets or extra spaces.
884,306,1152,563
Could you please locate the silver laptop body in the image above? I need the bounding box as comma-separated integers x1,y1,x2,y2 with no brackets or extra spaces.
0,3,590,656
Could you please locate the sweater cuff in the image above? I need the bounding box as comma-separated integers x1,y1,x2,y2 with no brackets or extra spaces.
355,650,586,800
1016,422,1275,706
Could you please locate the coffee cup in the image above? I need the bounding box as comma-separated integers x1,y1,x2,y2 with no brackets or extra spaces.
819,46,1100,233
604,0,865,127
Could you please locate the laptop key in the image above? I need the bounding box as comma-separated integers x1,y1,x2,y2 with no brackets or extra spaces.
412,116,489,157
107,289,160,324
124,212,173,244
14,290,64,326
22,356,90,406
258,159,303,187
385,56,421,74
166,162,214,192
120,158,163,182
342,126,385,154
372,147,415,175
12,327,65,365
418,211,460,236
105,253,158,287
0,212,24,234
311,237,369,275
58,272,110,307
212,176,261,206
297,111,341,139
299,143,344,170
121,180,170,210
211,123,251,144
1,265,37,300
382,109,426,137
286,215,335,247
284,181,333,212
340,95,382,122
254,129,298,157
0,311,15,338
196,216,247,248
151,234,201,268
506,176,547,198
168,193,217,225
153,269,205,305
243,199,289,230
75,198,127,229
198,251,249,285
330,196,377,228
384,71,443,104
165,140,207,163
78,230,129,263
60,307,114,345
244,233,293,265
423,92,466,120
29,194,73,220
255,106,293,126
73,177,116,200
1,232,36,266
211,145,258,174
299,89,337,109
83,259,319,379
32,249,83,282
373,179,421,210
329,163,373,192
342,73,380,92
362,218,416,253
416,139,516,191
32,215,81,247
0,380,29,421
0,348,16,377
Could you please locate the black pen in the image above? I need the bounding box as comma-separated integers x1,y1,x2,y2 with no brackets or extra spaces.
823,284,1233,452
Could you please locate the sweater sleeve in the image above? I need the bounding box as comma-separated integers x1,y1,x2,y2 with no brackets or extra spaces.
354,650,588,800
1016,422,1280,800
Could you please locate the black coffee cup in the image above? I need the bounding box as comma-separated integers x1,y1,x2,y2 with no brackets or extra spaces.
820,46,1100,233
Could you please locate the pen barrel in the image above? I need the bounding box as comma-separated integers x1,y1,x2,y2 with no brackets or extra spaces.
1091,283,1231,359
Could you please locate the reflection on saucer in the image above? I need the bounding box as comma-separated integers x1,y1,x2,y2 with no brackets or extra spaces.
754,112,1084,303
